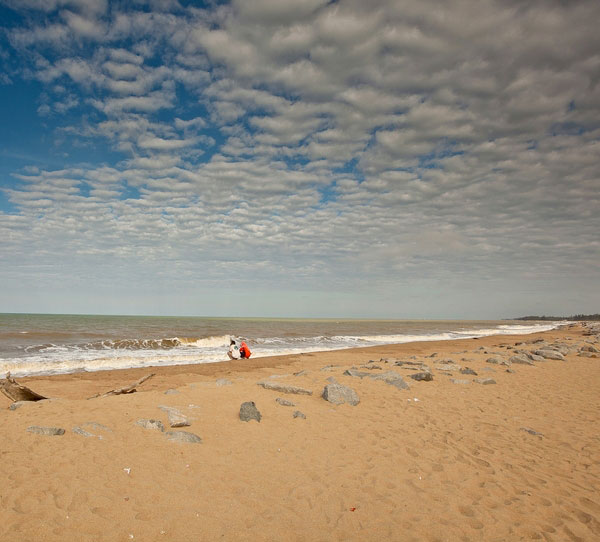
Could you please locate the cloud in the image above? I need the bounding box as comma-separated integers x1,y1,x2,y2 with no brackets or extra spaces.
1,0,599,316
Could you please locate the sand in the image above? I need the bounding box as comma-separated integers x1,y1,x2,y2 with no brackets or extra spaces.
1,323,599,541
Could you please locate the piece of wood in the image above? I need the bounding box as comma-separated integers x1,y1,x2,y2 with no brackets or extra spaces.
1,372,47,403
88,373,155,399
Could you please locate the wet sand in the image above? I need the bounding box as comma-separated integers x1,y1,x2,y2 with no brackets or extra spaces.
1,323,599,541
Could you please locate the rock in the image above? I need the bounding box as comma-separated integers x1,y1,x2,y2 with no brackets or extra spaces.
360,364,383,370
27,426,65,436
216,379,233,386
520,427,543,437
486,357,510,366
373,371,410,390
257,382,313,395
534,349,565,361
136,419,165,432
293,410,306,419
394,360,427,367
9,401,29,410
275,398,296,407
460,367,478,376
474,378,496,385
320,365,338,371
72,426,95,438
165,430,202,444
578,351,598,358
528,353,546,362
434,363,462,372
580,344,600,353
73,422,111,439
506,368,516,373
322,378,360,406
343,369,372,378
158,406,191,428
239,401,261,422
293,370,309,377
509,355,534,365
164,389,179,395
409,372,433,381
451,379,470,385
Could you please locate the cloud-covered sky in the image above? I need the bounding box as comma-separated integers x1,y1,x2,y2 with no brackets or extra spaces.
1,0,598,318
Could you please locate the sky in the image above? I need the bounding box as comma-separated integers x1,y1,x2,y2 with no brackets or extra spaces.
0,0,599,319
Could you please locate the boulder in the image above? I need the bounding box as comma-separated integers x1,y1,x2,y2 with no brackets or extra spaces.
293,411,306,419
460,367,478,376
580,344,600,353
322,378,360,406
257,381,313,395
239,401,261,422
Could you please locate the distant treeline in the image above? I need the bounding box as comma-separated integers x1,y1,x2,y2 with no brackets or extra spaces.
515,314,600,321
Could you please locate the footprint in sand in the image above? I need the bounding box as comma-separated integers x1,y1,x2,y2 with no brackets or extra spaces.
458,505,475,517
579,496,600,513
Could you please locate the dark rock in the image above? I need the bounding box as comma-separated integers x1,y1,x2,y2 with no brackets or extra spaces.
322,378,360,406
293,410,306,419
293,370,309,377
239,401,261,422
460,367,478,376
257,381,313,395
409,372,433,381
136,419,165,432
165,430,202,444
27,426,65,436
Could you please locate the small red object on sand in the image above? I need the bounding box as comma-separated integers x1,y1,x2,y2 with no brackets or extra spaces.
350,507,356,512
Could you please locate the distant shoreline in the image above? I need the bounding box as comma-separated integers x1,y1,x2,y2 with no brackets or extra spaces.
515,314,599,321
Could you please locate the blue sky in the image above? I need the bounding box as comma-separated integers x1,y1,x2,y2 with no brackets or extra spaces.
0,0,599,318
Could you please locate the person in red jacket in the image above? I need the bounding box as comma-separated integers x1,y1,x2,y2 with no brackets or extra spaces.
239,340,252,359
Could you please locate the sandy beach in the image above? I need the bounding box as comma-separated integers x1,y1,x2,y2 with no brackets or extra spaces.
1,323,599,541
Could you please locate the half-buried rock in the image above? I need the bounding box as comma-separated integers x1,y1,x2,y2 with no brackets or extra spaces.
322,378,359,406
240,401,262,422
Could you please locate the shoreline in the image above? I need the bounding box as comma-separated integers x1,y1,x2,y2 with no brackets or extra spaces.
2,322,599,541
8,322,574,393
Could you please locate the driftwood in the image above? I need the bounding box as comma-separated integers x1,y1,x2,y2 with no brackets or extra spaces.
1,372,48,403
88,373,155,399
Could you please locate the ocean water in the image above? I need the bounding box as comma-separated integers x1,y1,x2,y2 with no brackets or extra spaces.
0,314,564,377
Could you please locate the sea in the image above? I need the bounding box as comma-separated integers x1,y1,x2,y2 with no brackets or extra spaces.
0,314,565,377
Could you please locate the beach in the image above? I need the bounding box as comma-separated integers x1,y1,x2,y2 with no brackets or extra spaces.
1,322,599,541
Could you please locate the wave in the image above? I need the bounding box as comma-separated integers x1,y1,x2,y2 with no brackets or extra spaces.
1,322,565,378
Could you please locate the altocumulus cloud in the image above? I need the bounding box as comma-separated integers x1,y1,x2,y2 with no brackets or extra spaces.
0,0,598,318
